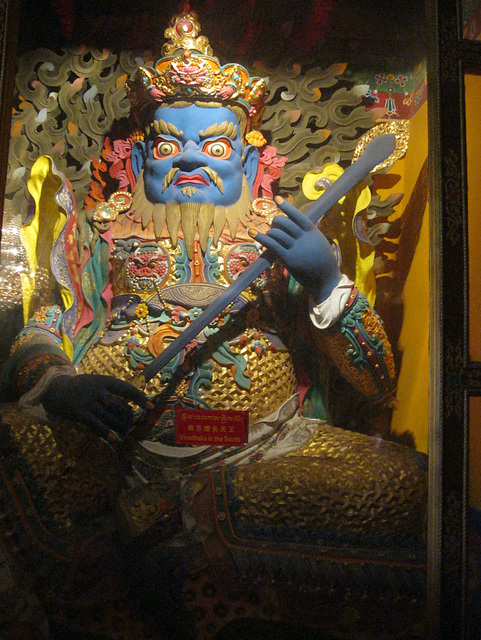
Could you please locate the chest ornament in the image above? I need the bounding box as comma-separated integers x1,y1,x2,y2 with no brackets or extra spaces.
125,242,171,292
224,243,265,284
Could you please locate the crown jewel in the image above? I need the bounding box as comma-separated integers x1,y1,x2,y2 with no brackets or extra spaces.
127,8,267,132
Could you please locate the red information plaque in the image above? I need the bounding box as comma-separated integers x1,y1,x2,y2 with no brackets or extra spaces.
175,407,249,446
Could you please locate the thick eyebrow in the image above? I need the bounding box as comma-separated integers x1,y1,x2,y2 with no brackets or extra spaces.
199,121,238,141
152,119,183,138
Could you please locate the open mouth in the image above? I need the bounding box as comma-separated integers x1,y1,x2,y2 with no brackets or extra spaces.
173,173,210,186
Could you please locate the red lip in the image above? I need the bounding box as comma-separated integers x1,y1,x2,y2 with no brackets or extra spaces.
173,173,209,186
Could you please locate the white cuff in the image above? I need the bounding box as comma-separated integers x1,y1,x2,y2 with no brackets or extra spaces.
309,274,354,330
19,365,76,419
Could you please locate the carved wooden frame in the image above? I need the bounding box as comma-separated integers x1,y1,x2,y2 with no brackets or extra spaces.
0,1,476,639
0,0,19,241
425,0,481,638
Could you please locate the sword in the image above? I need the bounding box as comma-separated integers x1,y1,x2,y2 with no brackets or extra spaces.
140,133,396,385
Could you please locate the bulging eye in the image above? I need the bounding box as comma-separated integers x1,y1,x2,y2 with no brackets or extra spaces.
153,138,181,159
202,138,232,159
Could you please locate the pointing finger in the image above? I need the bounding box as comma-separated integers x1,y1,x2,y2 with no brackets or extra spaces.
248,228,289,260
274,196,313,231
270,215,303,238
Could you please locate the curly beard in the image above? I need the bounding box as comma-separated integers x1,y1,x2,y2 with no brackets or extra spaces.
130,170,252,260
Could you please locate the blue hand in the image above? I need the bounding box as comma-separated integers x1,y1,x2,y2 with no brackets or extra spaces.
41,374,150,441
250,196,342,304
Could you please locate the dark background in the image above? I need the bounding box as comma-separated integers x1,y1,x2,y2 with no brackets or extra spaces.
18,0,426,64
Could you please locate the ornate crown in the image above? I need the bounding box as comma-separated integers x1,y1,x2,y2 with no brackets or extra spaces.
127,7,267,133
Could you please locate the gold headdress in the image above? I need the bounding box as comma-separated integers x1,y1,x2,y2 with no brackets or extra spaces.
127,7,267,133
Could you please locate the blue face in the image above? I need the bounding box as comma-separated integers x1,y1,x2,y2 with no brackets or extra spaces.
133,105,257,206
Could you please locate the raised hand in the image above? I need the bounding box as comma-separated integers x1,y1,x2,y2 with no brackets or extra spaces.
249,196,342,304
41,374,151,441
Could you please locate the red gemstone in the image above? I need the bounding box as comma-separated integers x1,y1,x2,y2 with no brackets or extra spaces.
176,18,194,35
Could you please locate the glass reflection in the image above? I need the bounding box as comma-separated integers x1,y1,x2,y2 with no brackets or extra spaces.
465,73,481,361
464,0,481,39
